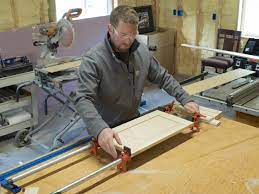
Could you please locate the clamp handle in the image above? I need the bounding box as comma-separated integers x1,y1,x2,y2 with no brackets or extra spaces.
191,112,205,132
90,139,132,172
90,138,99,155
117,146,131,172
63,8,82,20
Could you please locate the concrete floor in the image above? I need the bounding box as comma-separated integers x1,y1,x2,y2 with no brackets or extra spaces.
0,78,237,173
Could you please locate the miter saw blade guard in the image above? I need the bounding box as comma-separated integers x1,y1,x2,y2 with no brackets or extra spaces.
32,8,82,68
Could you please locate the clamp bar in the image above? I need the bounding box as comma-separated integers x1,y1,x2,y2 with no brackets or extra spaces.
51,158,122,194
0,137,92,193
52,145,131,194
10,144,91,183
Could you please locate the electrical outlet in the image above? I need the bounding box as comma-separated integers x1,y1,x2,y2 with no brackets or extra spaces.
212,13,217,20
172,9,177,16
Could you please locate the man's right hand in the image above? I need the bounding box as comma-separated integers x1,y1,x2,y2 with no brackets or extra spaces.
97,127,122,159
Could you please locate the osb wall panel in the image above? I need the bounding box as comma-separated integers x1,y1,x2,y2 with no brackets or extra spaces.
160,0,240,76
196,1,219,72
182,0,199,15
118,0,136,6
201,1,218,13
16,0,49,26
199,17,217,57
220,0,239,29
118,0,239,76
159,0,178,28
0,0,49,32
118,0,152,7
0,0,14,31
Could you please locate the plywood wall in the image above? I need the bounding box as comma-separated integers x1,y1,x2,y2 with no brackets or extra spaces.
0,0,49,32
0,0,240,76
118,0,239,76
118,0,152,6
159,0,240,76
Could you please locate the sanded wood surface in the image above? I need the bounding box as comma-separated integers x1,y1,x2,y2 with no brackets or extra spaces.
171,105,222,127
90,118,259,194
113,110,193,156
42,60,81,73
199,106,222,119
2,118,259,194
172,104,222,119
183,69,254,95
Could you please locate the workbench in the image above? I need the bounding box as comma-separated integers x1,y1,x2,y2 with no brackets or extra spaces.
2,117,258,194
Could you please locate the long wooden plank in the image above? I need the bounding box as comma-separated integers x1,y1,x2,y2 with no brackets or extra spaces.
113,110,193,157
171,104,222,126
0,71,35,88
42,60,81,73
183,69,254,95
199,106,222,119
182,43,259,61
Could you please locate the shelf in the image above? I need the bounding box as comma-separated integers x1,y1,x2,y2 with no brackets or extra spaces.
0,96,31,114
0,71,35,88
0,118,33,137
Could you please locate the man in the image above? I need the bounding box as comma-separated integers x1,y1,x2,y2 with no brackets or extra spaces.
74,5,199,159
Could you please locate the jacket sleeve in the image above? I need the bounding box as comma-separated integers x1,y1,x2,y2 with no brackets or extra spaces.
73,55,109,138
147,56,193,105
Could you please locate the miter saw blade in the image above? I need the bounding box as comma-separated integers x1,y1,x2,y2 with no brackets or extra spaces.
52,19,74,48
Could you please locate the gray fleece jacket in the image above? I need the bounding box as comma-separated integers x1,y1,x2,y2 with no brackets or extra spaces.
74,34,193,138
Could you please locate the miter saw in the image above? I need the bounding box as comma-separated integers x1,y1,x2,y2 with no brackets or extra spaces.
32,8,82,68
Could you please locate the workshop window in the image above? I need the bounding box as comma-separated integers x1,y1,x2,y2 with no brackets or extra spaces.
238,0,259,38
55,0,113,21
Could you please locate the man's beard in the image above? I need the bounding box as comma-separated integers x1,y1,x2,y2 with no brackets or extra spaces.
117,44,131,52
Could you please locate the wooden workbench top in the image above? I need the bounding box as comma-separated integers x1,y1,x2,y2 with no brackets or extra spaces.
3,118,259,194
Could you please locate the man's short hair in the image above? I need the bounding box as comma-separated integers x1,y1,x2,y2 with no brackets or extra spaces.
110,5,139,27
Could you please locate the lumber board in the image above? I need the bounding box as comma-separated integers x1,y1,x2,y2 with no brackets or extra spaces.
199,106,222,119
172,104,222,119
42,60,81,73
2,118,259,194
113,110,193,156
183,69,254,95
171,104,222,127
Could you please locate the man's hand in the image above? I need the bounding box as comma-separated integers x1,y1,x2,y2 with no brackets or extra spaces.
97,127,122,159
184,101,199,114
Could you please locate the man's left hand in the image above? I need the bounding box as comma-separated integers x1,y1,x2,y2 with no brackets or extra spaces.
184,102,199,114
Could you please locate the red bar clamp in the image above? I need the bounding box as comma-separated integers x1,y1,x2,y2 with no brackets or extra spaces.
90,138,100,155
163,102,175,113
117,146,131,172
191,112,205,132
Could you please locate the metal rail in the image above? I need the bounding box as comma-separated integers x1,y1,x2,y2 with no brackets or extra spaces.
9,144,91,183
52,158,122,194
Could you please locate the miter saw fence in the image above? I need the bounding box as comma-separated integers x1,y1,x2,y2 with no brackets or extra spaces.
32,8,82,68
